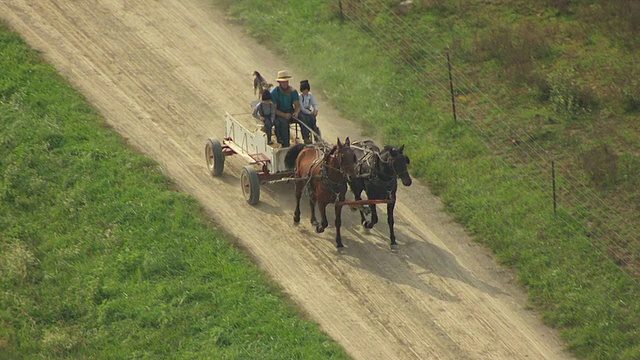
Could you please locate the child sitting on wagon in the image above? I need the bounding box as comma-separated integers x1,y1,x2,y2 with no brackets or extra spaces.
252,89,277,145
298,80,319,144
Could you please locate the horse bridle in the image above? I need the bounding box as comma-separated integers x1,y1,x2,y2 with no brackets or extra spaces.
321,146,353,194
379,151,410,179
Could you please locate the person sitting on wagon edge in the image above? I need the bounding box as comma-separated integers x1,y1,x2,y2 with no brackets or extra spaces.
252,89,276,145
270,70,300,148
298,79,319,144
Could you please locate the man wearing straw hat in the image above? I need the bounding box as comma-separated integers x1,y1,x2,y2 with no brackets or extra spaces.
270,70,300,147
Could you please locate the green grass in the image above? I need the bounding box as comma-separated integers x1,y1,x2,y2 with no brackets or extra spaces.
0,22,348,359
217,0,640,358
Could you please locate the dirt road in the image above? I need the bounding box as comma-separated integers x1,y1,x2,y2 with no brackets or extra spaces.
1,1,573,358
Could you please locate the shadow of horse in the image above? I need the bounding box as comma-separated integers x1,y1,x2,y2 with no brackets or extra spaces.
339,224,504,301
296,197,504,300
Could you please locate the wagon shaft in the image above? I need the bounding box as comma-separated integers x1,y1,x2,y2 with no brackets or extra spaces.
264,176,318,185
337,199,394,206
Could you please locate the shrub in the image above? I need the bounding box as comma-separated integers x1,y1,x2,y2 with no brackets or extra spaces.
547,0,573,16
473,21,551,82
547,67,597,119
582,144,618,190
620,72,640,113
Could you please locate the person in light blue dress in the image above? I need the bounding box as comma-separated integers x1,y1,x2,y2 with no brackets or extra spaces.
298,80,319,144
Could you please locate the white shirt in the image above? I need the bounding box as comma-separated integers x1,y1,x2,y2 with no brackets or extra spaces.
299,92,318,115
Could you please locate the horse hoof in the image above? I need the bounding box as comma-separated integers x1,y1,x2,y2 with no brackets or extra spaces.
365,222,374,229
336,244,345,253
315,226,325,233
294,217,300,223
390,243,399,251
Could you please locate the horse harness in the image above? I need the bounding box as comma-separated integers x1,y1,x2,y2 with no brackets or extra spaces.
355,150,398,197
302,147,348,196
322,155,348,195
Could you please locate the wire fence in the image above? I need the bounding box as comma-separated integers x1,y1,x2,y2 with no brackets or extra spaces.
337,0,639,282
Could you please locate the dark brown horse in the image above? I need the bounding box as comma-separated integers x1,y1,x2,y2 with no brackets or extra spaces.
349,140,412,249
284,138,357,248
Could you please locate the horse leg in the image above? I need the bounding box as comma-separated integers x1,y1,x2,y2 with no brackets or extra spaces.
334,195,345,248
309,189,318,227
353,189,369,226
316,200,328,233
293,182,302,223
364,204,377,229
387,201,398,248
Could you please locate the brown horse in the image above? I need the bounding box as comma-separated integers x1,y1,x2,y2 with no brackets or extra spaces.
284,138,357,248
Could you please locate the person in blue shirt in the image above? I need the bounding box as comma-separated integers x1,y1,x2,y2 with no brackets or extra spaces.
298,80,319,144
252,89,276,145
270,70,300,147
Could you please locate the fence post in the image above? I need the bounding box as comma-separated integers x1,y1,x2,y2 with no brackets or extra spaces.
446,50,457,123
552,155,557,217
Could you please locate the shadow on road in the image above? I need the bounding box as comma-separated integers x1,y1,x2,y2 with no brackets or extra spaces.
335,213,505,301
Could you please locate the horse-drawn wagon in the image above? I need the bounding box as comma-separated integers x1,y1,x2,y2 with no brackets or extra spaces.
206,112,292,205
204,109,413,249
205,111,324,205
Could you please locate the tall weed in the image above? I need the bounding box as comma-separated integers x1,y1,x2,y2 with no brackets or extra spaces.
547,66,597,119
582,143,619,190
473,21,552,83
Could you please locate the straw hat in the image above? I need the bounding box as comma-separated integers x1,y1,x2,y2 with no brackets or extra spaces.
276,70,293,82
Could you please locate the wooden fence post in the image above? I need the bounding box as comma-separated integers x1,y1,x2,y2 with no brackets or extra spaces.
552,155,557,217
446,50,457,123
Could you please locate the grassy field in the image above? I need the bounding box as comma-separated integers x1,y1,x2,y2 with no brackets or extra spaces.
216,0,640,358
0,22,349,359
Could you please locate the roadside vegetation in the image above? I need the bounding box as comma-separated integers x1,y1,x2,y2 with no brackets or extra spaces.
216,0,640,358
0,22,349,359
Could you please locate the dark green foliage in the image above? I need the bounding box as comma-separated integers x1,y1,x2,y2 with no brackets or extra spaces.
582,144,618,189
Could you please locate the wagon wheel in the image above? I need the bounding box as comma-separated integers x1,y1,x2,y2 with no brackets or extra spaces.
241,166,260,205
205,138,224,176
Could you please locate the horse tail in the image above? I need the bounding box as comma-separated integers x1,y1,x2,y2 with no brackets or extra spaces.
284,143,306,170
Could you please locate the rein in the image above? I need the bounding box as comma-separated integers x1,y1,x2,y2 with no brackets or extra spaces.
378,153,409,179
357,151,400,196
370,155,397,192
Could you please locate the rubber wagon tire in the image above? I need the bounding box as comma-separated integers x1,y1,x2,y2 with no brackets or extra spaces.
241,166,260,205
205,138,224,176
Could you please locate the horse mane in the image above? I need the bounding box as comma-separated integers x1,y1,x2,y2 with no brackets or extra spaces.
371,145,402,180
284,143,306,170
323,145,337,165
371,145,391,166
